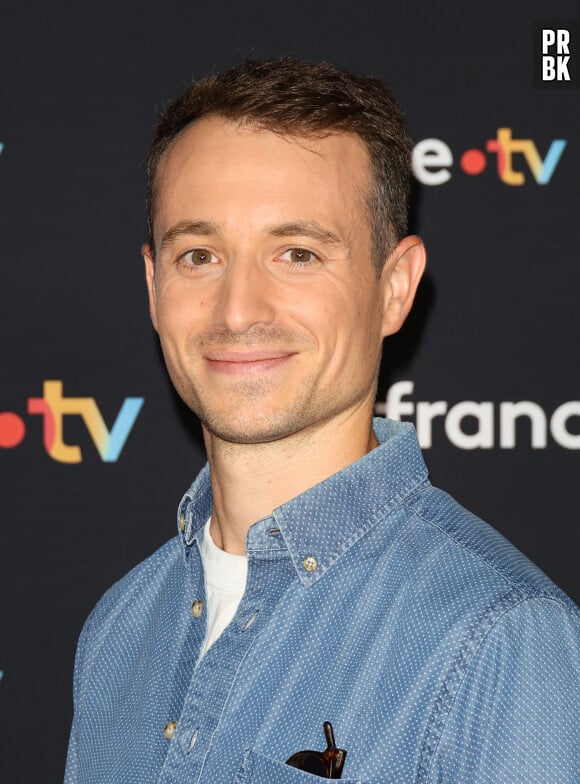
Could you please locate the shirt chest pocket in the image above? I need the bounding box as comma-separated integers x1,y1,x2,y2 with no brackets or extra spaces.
234,748,364,783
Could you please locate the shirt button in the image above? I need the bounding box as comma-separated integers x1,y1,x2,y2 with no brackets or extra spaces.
163,721,177,739
191,599,204,618
302,555,318,572
179,512,186,532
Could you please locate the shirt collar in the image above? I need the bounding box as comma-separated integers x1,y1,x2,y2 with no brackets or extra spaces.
177,418,428,586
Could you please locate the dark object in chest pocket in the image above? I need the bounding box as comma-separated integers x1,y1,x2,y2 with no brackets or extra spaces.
286,721,347,779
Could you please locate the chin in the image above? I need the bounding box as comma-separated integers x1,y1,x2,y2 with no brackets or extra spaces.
174,374,353,447
199,411,306,446
190,393,328,446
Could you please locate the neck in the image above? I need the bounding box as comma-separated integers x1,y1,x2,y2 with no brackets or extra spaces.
204,404,378,555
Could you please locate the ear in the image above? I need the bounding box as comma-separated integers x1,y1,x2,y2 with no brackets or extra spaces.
380,235,426,337
142,243,159,332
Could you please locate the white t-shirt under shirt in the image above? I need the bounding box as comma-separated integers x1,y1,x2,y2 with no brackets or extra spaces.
198,518,248,657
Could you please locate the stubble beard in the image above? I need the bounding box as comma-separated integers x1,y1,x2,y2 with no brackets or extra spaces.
184,374,329,446
164,325,330,446
163,324,382,447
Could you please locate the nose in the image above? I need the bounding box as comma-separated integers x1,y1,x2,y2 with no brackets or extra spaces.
212,255,277,334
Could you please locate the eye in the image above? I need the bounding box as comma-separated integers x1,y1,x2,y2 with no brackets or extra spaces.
181,248,218,266
277,248,319,266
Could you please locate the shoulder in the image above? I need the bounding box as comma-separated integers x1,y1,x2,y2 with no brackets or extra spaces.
384,482,579,706
75,536,184,663
421,593,580,783
399,488,580,783
401,483,575,608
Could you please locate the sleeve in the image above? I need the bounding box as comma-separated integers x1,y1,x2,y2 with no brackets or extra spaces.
427,597,580,784
64,614,94,784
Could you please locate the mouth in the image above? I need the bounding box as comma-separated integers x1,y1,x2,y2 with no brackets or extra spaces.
203,349,297,375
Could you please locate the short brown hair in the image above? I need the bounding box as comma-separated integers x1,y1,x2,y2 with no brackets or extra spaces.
146,58,411,272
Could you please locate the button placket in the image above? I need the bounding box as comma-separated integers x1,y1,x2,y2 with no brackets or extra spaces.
164,536,296,778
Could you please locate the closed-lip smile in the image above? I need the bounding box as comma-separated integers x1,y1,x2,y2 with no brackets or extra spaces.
204,349,297,374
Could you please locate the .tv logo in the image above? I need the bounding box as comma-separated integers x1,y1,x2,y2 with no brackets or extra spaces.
412,129,567,186
0,381,144,463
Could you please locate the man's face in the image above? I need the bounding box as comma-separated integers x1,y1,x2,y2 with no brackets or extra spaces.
145,117,408,445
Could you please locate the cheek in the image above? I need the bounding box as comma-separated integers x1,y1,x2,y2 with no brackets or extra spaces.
289,295,346,351
293,276,380,349
155,283,208,341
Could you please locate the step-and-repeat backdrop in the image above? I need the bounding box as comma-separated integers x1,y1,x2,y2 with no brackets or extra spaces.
1,2,578,780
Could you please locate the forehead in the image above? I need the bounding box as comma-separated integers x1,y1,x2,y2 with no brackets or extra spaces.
152,117,372,240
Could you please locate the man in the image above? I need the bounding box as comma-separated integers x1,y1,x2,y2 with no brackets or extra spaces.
65,59,579,783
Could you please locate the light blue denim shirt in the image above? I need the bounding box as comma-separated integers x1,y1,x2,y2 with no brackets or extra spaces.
65,419,579,783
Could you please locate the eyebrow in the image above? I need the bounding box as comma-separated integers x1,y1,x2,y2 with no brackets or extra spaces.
159,220,220,252
264,221,346,249
158,218,347,252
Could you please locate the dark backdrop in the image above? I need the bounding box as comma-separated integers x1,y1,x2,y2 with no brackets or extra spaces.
1,2,578,781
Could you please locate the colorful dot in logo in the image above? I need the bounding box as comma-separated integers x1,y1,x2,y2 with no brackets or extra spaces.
460,148,487,175
0,412,26,448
